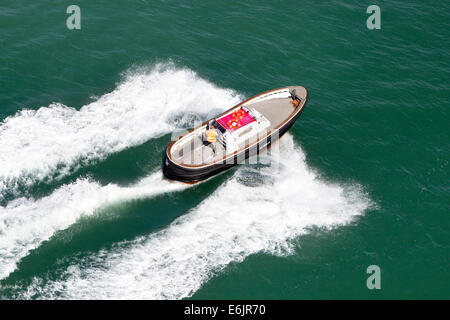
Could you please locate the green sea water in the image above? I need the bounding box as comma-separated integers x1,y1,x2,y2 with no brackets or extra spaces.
0,0,449,299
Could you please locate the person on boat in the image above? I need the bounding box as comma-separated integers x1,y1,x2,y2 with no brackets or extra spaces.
205,124,217,154
290,97,300,108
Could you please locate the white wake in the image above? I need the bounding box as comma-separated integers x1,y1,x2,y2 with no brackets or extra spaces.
0,62,241,201
0,62,245,279
0,172,188,280
19,136,373,300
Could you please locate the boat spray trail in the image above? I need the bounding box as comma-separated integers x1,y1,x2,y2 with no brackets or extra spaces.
17,135,374,299
0,63,242,202
0,172,188,280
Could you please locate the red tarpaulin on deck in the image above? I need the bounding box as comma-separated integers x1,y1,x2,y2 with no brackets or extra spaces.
216,108,255,132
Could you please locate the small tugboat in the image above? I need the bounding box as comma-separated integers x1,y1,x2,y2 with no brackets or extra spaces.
163,86,308,182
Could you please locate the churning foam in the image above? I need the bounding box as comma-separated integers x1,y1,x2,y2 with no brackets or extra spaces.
0,63,242,200
19,136,373,300
0,172,188,280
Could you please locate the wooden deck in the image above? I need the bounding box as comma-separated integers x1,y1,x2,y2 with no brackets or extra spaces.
169,86,307,166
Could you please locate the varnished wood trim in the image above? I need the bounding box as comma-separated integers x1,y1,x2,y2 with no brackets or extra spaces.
166,86,308,169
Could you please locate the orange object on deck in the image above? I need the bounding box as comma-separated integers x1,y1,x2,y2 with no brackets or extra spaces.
206,129,216,143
